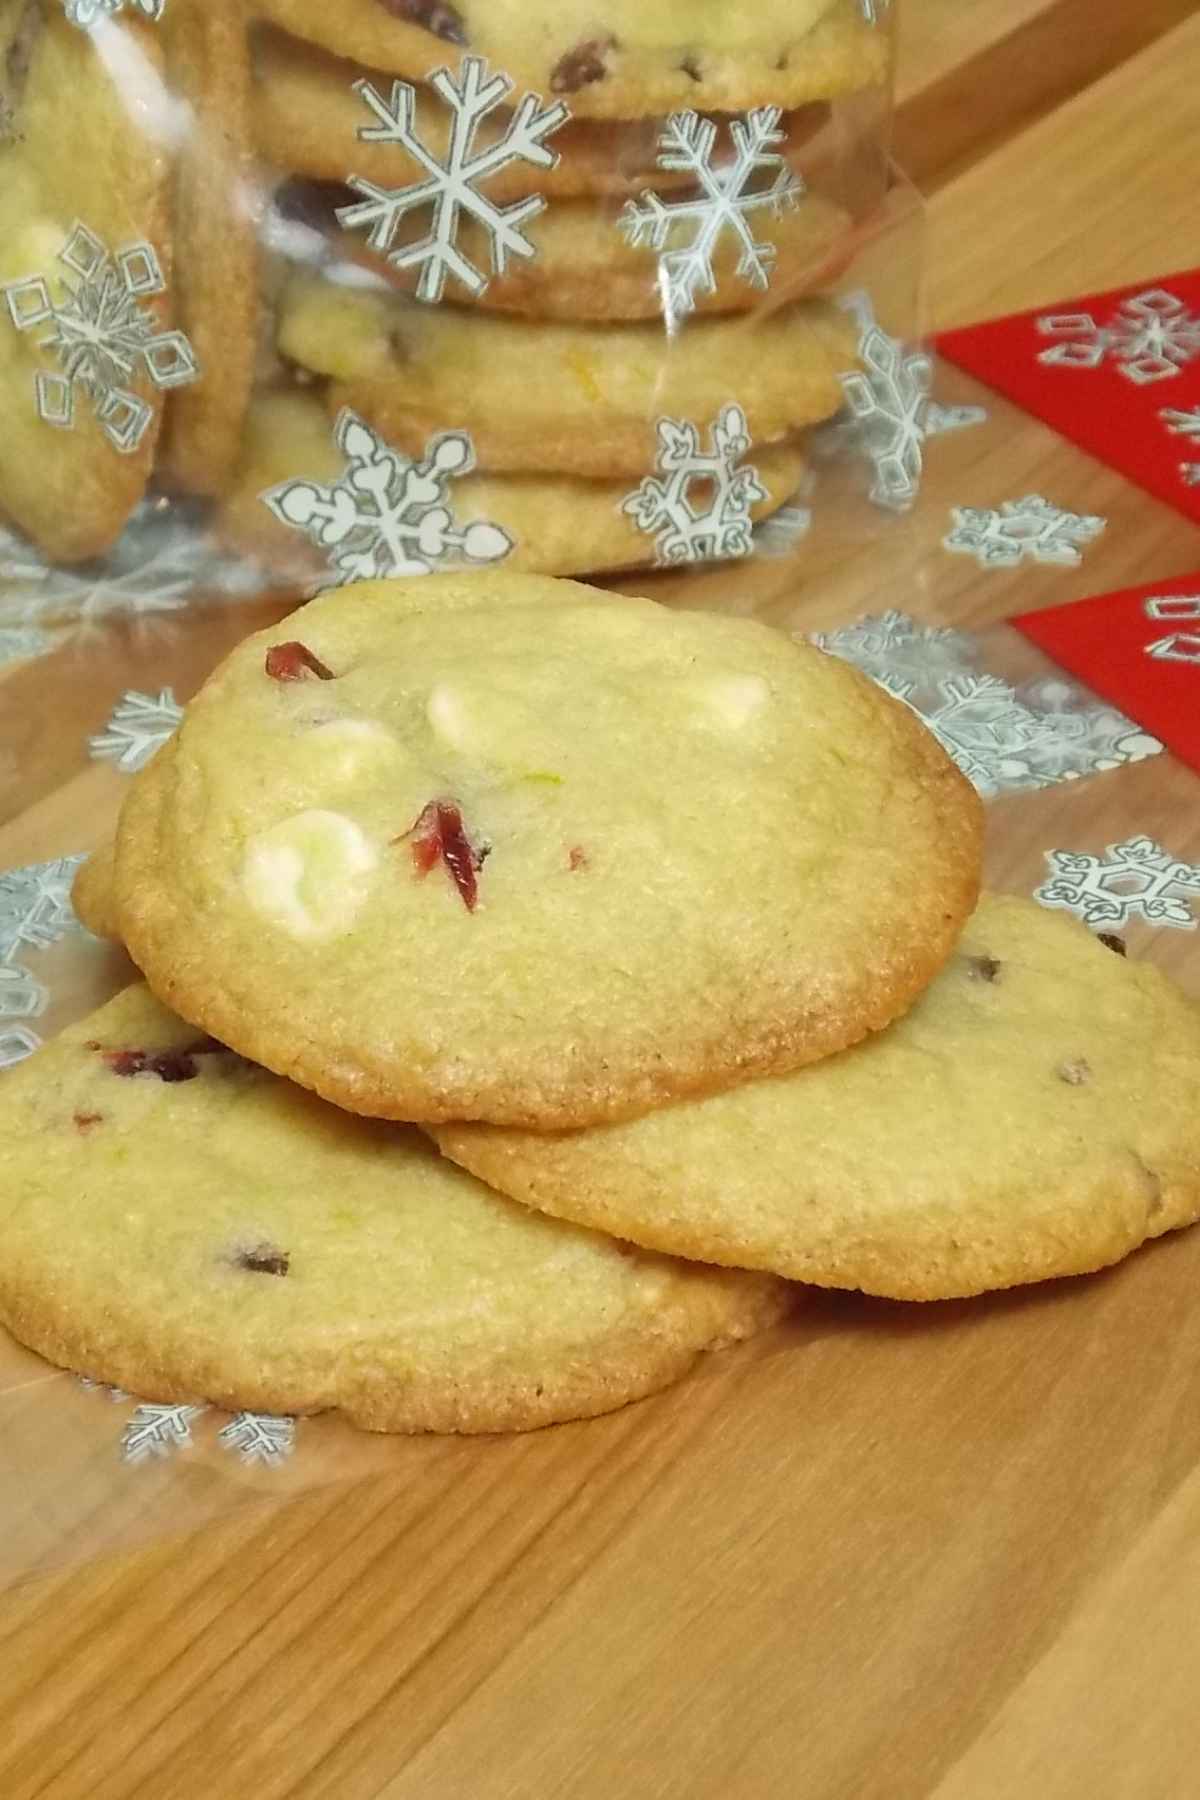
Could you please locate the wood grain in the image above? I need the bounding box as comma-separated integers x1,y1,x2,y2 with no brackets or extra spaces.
4,6,1200,1797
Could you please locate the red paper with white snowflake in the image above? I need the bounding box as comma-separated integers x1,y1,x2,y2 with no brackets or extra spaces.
937,270,1200,524
1012,572,1200,777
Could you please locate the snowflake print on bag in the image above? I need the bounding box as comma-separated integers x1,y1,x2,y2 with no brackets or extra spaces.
1037,289,1200,386
3,223,198,452
218,1411,296,1467
263,408,511,588
0,856,86,1072
64,0,166,26
1035,836,1200,931
839,329,933,512
619,110,804,331
336,59,568,302
89,688,182,774
120,1403,205,1465
624,404,765,564
943,495,1105,569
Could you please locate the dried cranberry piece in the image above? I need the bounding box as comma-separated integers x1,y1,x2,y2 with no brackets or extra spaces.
376,0,467,44
73,1111,104,1131
568,846,589,871
265,641,335,682
399,799,484,911
551,36,616,92
101,1040,224,1083
237,1243,290,1277
1098,932,1127,957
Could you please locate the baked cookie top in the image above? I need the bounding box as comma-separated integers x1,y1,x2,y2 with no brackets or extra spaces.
253,0,887,121
436,897,1200,1299
110,572,983,1128
0,984,787,1433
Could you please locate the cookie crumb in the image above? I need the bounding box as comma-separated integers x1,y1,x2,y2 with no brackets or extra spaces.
265,641,335,683
551,37,617,93
73,1111,104,1132
236,1243,290,1277
1058,1058,1091,1086
568,845,589,871
967,955,1001,983
1098,932,1127,957
376,0,468,43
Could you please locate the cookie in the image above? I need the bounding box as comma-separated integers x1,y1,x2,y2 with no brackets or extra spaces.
253,0,888,122
278,273,858,478
339,182,853,322
435,898,1200,1301
156,0,260,496
71,836,119,941
0,3,172,560
108,571,983,1128
252,27,698,203
0,984,789,1432
218,389,808,578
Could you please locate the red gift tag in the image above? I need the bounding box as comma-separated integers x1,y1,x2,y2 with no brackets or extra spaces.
1013,571,1200,776
937,270,1200,526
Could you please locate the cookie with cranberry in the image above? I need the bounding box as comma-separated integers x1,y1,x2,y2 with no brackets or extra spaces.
108,570,982,1128
0,984,789,1432
435,897,1200,1300
0,3,172,559
278,273,858,478
252,0,888,121
217,389,807,577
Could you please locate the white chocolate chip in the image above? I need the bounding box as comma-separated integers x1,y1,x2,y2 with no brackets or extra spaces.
242,810,376,941
301,718,399,782
701,674,770,730
426,683,471,751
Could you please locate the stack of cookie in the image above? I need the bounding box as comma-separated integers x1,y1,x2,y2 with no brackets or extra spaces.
234,0,891,579
5,571,1199,1436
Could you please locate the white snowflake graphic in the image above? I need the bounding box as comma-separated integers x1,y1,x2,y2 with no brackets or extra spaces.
1161,406,1200,444
623,404,765,563
752,502,812,559
218,1411,296,1467
0,626,58,666
924,402,989,437
1182,463,1200,487
1037,289,1200,386
1035,836,1200,930
0,500,260,631
336,59,567,303
859,0,891,19
64,0,166,24
838,327,933,511
0,857,87,1071
619,109,804,330
943,495,1106,568
264,407,511,588
811,610,977,688
121,1402,206,1465
811,612,1162,797
1145,595,1200,621
1146,631,1200,665
0,857,86,963
3,222,198,451
89,687,182,774
818,295,985,510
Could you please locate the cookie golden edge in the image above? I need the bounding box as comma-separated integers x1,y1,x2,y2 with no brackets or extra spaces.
434,899,1200,1300
0,1251,791,1435
106,588,984,1127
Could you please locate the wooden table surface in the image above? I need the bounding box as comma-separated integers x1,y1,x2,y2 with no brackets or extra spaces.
4,5,1200,1795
